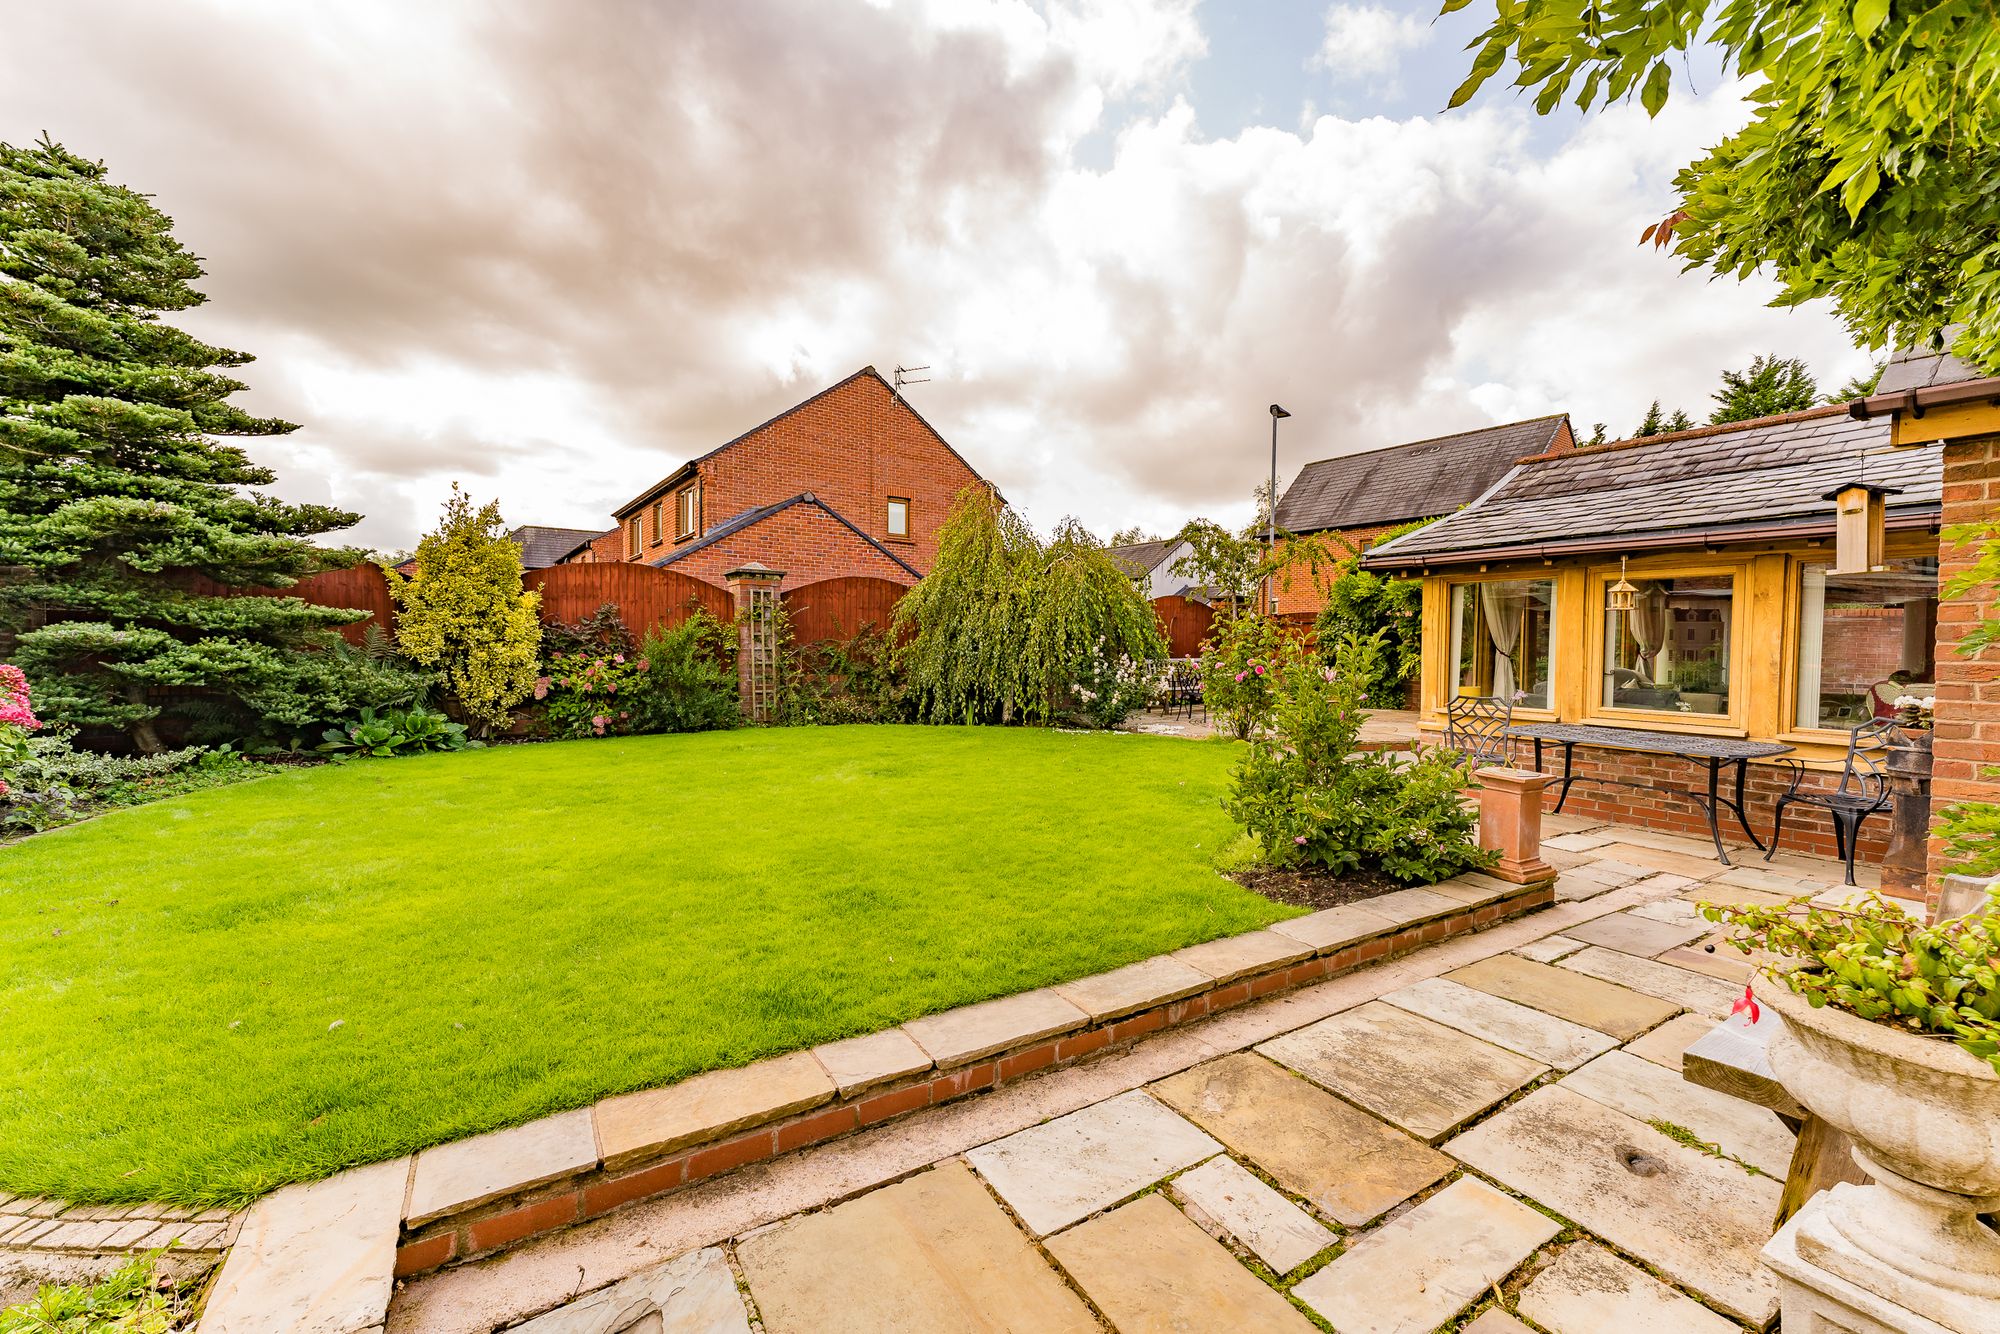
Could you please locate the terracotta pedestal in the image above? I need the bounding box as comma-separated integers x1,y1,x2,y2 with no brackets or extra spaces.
1473,767,1556,885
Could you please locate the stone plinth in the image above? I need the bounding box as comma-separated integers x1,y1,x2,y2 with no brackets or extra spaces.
1474,767,1557,884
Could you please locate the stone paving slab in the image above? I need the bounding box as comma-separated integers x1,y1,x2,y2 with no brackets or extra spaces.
1168,1154,1335,1275
1559,1049,1796,1176
1627,897,1705,925
596,1051,835,1170
1171,929,1315,983
1603,828,1723,858
201,1156,407,1334
1267,903,1397,953
1559,859,1649,887
1562,911,1711,958
810,1028,933,1098
1259,1002,1547,1144
964,1089,1219,1236
1621,1012,1717,1071
1053,955,1213,1022
1445,1086,1781,1325
1558,946,1742,1017
1462,1311,1535,1334
903,988,1089,1068
1510,934,1584,963
1357,887,1465,928
1291,1177,1559,1334
1444,954,1679,1041
1594,843,1727,879
510,1246,750,1333
406,1108,597,1227
1705,864,1822,896
1518,1240,1738,1334
1658,938,1757,982
1044,1193,1317,1333
1544,831,1616,851
1152,1054,1451,1227
1381,977,1619,1071
734,1162,1096,1334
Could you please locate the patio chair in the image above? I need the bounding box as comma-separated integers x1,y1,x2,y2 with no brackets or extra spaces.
1765,717,1897,887
1171,659,1205,721
1442,694,1513,769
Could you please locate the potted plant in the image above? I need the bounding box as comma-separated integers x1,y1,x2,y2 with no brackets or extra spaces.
1891,692,1937,777
1704,889,2000,1327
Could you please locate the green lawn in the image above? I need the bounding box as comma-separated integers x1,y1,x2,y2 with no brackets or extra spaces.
0,726,1289,1208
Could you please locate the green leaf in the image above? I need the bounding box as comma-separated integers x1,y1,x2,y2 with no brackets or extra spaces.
1853,0,1890,39
1640,61,1672,116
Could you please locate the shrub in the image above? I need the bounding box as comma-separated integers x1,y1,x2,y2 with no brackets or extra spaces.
385,486,542,730
1701,886,2000,1074
781,618,904,725
1311,525,1423,707
629,612,740,734
4,730,256,835
1225,633,1494,884
0,663,39,800
537,648,649,738
316,703,473,760
541,602,635,660
1200,613,1288,741
1070,647,1162,729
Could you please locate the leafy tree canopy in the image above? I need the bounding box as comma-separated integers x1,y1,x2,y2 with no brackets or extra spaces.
1710,354,1819,423
1449,0,2000,371
0,137,370,752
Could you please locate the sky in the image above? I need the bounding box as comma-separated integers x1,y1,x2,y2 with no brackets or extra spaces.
3,0,1870,551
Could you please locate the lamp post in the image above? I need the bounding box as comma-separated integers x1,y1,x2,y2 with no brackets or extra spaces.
1267,404,1290,613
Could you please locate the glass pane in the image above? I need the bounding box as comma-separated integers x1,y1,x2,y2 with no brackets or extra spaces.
1602,574,1733,715
1448,579,1555,709
888,500,909,536
1795,558,1938,729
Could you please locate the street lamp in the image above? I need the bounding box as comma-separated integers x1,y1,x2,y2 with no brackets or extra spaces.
1267,404,1290,614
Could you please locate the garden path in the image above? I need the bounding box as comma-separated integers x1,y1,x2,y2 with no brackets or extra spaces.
389,820,1885,1333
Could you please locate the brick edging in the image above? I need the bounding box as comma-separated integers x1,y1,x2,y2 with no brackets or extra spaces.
392,879,1554,1278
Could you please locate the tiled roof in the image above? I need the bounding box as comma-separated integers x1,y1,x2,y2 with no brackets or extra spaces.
1364,406,1941,568
1106,539,1179,578
1875,341,1982,395
1273,415,1570,533
508,526,612,569
652,492,921,580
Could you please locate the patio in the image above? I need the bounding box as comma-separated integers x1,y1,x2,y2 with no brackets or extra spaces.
383,817,1883,1333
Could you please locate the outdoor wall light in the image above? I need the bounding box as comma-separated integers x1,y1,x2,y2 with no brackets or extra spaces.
1607,556,1638,613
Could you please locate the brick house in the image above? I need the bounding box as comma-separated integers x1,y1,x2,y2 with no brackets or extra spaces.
558,367,987,588
1267,415,1576,617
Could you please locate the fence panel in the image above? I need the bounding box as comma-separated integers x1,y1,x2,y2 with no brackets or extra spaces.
1152,594,1215,658
526,563,734,641
781,576,908,644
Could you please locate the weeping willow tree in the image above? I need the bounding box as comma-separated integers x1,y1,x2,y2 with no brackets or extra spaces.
894,488,1164,724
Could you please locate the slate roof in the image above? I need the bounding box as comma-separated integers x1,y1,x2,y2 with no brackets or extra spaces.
651,492,921,580
508,526,612,569
1875,341,1982,395
1273,415,1571,534
1363,405,1941,570
1106,539,1179,578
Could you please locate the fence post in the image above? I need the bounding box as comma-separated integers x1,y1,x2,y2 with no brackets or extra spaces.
1473,766,1557,884
726,563,785,723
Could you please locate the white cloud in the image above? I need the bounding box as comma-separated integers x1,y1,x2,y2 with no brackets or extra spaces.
1311,3,1434,91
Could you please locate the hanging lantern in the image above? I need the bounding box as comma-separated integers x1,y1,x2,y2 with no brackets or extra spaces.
1607,557,1638,613
1821,482,1902,575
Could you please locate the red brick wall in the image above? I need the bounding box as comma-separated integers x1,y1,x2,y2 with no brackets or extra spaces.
622,371,980,577
1269,521,1411,616
664,503,916,592
1490,736,1891,865
1819,607,1912,696
1929,432,2000,904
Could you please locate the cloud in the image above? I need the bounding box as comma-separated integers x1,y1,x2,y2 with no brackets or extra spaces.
1310,4,1434,92
1,0,1865,550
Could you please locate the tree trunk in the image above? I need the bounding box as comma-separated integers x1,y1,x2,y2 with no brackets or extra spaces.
123,685,165,755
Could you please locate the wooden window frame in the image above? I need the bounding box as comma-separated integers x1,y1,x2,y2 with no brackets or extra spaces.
649,501,664,545
886,496,911,542
1777,537,1940,748
1582,558,1749,736
1437,575,1562,722
675,484,701,542
624,516,641,558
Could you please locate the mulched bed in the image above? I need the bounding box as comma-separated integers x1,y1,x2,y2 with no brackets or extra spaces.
1229,864,1410,911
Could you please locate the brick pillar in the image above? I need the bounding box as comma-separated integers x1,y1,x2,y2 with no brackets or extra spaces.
725,563,785,723
1474,766,1557,884
1927,432,2000,914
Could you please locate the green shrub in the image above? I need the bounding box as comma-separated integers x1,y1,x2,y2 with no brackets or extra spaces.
1701,885,2000,1074
781,618,905,725
1225,632,1494,884
629,612,740,734
316,704,473,760
537,648,650,738
3,729,255,833
1311,526,1423,707
1070,647,1161,729
1200,613,1288,741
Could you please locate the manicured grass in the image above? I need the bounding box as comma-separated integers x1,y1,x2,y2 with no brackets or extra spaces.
0,726,1288,1208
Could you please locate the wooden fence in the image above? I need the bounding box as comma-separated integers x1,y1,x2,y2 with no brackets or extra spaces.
1151,594,1215,658
188,565,398,646
526,563,735,641
781,576,909,645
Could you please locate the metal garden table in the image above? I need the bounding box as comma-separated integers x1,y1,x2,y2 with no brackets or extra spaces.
1505,722,1794,866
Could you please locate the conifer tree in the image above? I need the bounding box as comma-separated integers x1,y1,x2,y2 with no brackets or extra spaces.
1709,355,1820,423
1635,400,1666,436
0,137,371,751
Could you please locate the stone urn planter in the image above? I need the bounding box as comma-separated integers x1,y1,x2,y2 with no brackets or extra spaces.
1761,980,2000,1331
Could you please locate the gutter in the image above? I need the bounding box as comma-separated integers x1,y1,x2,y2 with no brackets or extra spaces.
1361,507,1940,573
1849,375,2000,421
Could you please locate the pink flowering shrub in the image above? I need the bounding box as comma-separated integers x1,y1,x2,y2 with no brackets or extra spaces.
0,664,42,800
539,649,649,739
1225,632,1493,884
1199,613,1290,740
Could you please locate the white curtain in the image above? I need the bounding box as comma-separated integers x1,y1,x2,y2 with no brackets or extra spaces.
1796,566,1826,728
1480,584,1525,699
1631,584,1668,679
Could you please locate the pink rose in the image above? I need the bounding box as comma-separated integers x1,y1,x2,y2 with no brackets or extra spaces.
1253,664,1264,675
533,676,551,700
1234,671,1246,682
613,654,625,664
1294,835,1307,845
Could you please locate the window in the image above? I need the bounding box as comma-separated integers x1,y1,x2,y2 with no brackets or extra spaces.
887,497,910,539
624,517,641,558
1447,579,1555,709
1795,557,1938,729
1602,573,1734,715
675,484,700,540
649,501,664,544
